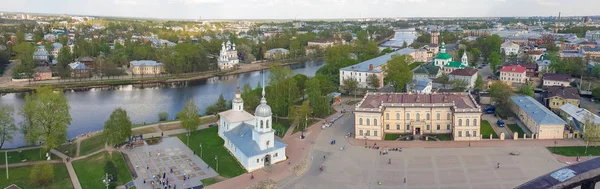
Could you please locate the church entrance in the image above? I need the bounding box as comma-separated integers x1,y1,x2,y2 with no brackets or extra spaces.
415,127,421,135
264,154,271,166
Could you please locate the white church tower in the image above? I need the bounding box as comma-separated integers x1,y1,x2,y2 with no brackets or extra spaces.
232,86,244,111
461,51,469,67
252,81,275,150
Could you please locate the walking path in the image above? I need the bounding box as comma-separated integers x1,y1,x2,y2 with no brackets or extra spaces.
49,149,82,189
4,159,63,168
347,138,586,148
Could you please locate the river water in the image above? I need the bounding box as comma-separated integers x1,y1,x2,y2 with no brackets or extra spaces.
379,28,418,48
0,60,325,148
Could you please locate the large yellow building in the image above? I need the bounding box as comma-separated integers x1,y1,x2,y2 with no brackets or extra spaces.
545,86,580,111
510,95,566,139
354,93,482,141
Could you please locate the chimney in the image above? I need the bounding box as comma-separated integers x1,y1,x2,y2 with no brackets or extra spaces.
369,64,374,71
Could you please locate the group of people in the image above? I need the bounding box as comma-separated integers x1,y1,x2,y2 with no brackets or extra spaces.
144,171,177,189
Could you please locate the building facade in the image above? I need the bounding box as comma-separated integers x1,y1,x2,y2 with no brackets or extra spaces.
542,73,571,87
501,41,520,56
449,68,478,88
510,96,566,139
500,65,527,85
545,86,580,111
354,93,482,141
218,41,240,70
130,60,164,75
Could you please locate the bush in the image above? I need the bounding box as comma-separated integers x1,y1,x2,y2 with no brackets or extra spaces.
30,163,54,187
104,160,118,188
158,112,169,121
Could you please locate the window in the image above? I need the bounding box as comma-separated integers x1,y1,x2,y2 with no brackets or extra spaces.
474,119,478,126
366,118,370,126
406,125,410,130
260,120,264,128
275,153,278,157
386,113,389,120
359,130,363,136
437,124,440,130
386,124,390,130
426,113,430,120
447,113,451,120
406,113,410,120
396,124,400,130
359,118,363,125
473,131,477,137
266,120,270,128
466,119,470,126
257,159,259,163
374,131,378,136
416,113,421,121
374,119,378,126
466,131,470,137
366,130,371,136
458,131,462,137
436,113,440,120
396,113,400,120
426,125,430,130
458,119,462,126
447,124,450,130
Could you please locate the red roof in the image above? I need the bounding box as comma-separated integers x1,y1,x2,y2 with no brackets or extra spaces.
500,65,526,73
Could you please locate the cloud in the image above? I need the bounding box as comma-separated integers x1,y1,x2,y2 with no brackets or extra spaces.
536,0,559,6
114,0,138,5
169,0,224,4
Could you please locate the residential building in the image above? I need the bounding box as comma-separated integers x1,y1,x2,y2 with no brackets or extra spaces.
354,93,482,141
510,95,566,139
33,67,52,81
585,30,600,43
448,68,478,88
217,41,240,70
33,46,49,61
545,86,580,111
68,62,90,78
306,38,345,48
581,47,600,58
536,57,551,73
339,50,410,89
412,63,441,79
130,60,164,75
504,62,536,77
500,41,520,56
542,73,571,87
77,57,94,67
217,86,287,172
406,78,432,94
559,103,600,138
500,65,527,85
264,48,289,60
51,43,62,58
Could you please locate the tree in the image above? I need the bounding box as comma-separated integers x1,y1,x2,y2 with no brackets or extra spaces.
379,48,392,56
518,84,535,97
289,101,312,130
592,87,600,99
241,83,260,113
178,98,200,145
437,73,452,89
366,74,380,89
489,52,502,74
30,163,54,187
158,112,169,121
0,105,16,149
56,47,73,79
489,81,514,118
21,86,71,152
103,108,132,146
470,48,481,65
384,55,414,92
341,78,359,95
583,113,600,152
474,75,484,92
452,79,468,92
402,41,408,48
306,77,331,117
206,94,228,115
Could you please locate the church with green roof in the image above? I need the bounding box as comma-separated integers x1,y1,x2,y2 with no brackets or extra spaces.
432,42,470,74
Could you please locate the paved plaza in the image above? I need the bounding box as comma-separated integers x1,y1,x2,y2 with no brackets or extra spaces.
123,137,218,189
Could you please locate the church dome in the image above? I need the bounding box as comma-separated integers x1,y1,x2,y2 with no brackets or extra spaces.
255,103,272,117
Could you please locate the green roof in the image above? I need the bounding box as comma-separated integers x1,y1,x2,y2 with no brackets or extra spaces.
445,61,467,68
435,53,452,60
413,63,440,75
538,55,550,61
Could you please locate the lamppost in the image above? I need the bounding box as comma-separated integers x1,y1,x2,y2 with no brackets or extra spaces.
5,151,10,179
364,136,367,146
199,143,203,158
186,131,190,146
215,156,219,172
554,140,558,153
102,173,112,189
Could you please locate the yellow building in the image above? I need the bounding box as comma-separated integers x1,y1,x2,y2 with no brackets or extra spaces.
354,93,482,141
545,86,580,111
510,96,566,139
130,60,164,75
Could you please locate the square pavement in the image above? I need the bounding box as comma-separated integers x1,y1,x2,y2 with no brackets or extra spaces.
123,137,218,189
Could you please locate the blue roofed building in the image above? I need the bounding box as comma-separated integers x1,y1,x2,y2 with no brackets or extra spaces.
510,95,566,139
407,78,432,94
217,85,287,172
559,103,600,138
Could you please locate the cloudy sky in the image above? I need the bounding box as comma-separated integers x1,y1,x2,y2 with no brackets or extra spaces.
1,0,598,20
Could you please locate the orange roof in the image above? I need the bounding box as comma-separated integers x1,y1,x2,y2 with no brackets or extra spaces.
500,65,526,73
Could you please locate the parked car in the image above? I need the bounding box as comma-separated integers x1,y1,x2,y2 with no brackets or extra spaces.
496,120,505,127
208,122,218,127
483,106,496,114
487,75,492,79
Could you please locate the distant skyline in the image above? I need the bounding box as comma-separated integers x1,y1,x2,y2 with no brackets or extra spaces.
1,0,599,20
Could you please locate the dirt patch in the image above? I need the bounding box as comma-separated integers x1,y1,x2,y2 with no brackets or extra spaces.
158,122,182,131
291,148,312,176
132,127,158,135
248,178,277,189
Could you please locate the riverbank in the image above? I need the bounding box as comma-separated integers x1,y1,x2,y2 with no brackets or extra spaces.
0,57,323,94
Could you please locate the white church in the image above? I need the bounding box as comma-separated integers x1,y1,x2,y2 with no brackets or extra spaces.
217,86,287,172
217,41,240,70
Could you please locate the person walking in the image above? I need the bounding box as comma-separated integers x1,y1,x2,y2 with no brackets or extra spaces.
251,173,254,180
497,163,500,168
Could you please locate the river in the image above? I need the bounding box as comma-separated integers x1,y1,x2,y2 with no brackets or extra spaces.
0,60,325,148
379,28,418,48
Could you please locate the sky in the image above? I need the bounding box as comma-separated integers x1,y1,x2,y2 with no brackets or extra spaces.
1,0,599,20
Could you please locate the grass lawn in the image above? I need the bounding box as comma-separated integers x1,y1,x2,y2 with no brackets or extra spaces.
73,151,132,189
345,100,360,105
0,163,73,189
480,120,499,139
131,127,158,135
272,118,292,138
133,120,173,128
0,148,59,164
547,146,600,156
201,176,226,187
79,134,106,156
384,134,402,140
175,127,246,178
428,134,452,141
507,124,525,137
56,142,77,157
292,119,319,134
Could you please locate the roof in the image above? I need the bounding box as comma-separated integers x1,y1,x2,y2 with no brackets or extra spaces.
510,95,567,125
223,123,287,157
546,86,579,100
583,46,600,52
340,48,413,73
309,38,340,43
560,103,600,124
435,52,452,60
68,62,88,70
445,61,467,68
266,48,289,54
34,66,52,73
449,68,478,76
414,78,432,91
501,41,519,47
77,56,94,62
500,65,526,73
130,60,163,67
357,93,479,109
413,63,440,76
543,73,571,82
537,60,551,66
218,109,255,123
52,43,63,49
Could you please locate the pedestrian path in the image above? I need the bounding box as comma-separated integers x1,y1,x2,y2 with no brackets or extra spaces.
50,149,82,189
4,159,63,168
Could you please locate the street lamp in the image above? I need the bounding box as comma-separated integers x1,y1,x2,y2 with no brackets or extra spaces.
215,156,219,172
186,131,190,146
554,140,558,153
102,173,113,189
5,151,10,179
199,143,203,158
